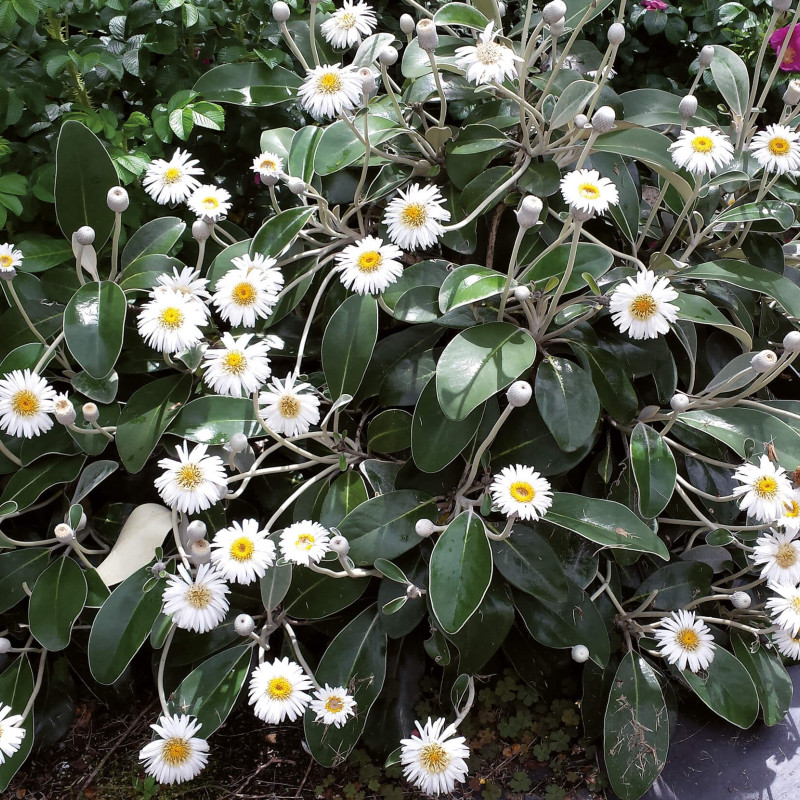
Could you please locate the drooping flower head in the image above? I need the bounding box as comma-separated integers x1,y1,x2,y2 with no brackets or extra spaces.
335,235,404,295
310,684,357,728
653,609,715,672
559,168,619,215
749,124,800,174
384,184,451,251
489,464,553,522
143,149,204,205
320,0,377,49
248,658,314,723
669,126,735,174
297,63,363,119
455,22,523,86
608,269,679,340
202,332,274,397
400,717,470,796
771,24,800,72
0,369,56,439
210,519,276,585
154,441,227,514
732,455,794,523
162,563,231,634
139,713,209,785
259,374,321,436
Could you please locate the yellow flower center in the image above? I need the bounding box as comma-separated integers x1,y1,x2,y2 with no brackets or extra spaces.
691,135,714,153
629,293,658,320
776,542,798,569
338,11,357,28
324,695,345,713
159,306,184,330
185,584,212,609
222,351,247,374
419,742,451,774
769,136,791,156
162,738,191,765
232,282,257,306
229,536,255,562
11,389,39,418
356,251,382,273
0,255,13,268
176,463,203,489
295,533,316,550
675,627,700,651
791,595,800,613
201,196,220,210
400,203,427,228
278,395,301,418
785,500,800,518
754,476,779,498
260,159,277,171
318,72,343,94
476,42,502,65
163,167,183,184
267,676,292,699
509,480,535,503
578,182,601,200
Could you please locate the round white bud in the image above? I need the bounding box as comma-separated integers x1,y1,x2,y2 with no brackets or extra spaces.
571,644,590,663
0,637,10,654
416,19,439,51
549,18,565,35
679,95,698,121
190,539,211,564
82,402,99,423
415,518,436,537
751,350,778,374
506,380,533,408
107,186,129,213
774,0,792,12
272,1,290,22
670,393,690,412
55,523,75,542
571,207,595,222
784,79,800,105
379,46,399,66
400,13,415,34
573,113,589,129
607,22,625,45
514,286,532,302
783,330,800,353
359,67,377,96
54,397,76,426
542,0,567,24
0,267,16,281
591,105,616,134
329,535,350,555
229,432,248,453
287,177,306,195
699,45,715,67
516,195,543,229
75,226,95,246
151,561,167,578
498,1,506,14
192,219,211,242
731,591,752,609
186,520,208,542
235,613,256,636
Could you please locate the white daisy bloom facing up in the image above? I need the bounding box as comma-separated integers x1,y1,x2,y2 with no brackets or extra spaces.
767,582,800,635
202,332,274,397
154,441,228,514
259,374,321,437
773,628,800,660
750,124,800,174
608,269,680,340
0,243,23,272
455,22,523,86
669,126,735,175
400,717,470,796
212,259,284,328
153,266,211,304
732,455,794,524
248,658,313,724
210,518,276,585
280,520,330,566
162,563,230,634
139,713,209,785
320,0,377,49
0,704,25,766
384,184,451,251
251,151,284,180
752,530,800,585
142,149,204,205
0,369,56,439
335,235,404,295
653,609,715,673
137,288,208,355
310,684,357,728
186,184,232,222
490,464,553,522
780,488,800,535
559,168,620,216
297,63,362,120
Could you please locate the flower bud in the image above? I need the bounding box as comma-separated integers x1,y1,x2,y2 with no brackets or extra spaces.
416,19,439,51
82,402,99,423
406,584,425,599
229,432,248,453
192,219,211,242
670,393,690,412
784,79,800,105
591,105,616,134
190,539,211,565
54,396,76,426
514,286,532,302
571,207,595,222
698,45,715,67
751,349,778,374
571,644,590,663
573,113,589,129
497,1,506,14
549,17,565,35
272,1,291,22
379,47,399,66
400,13,415,34
679,95,698,121
329,535,350,555
542,0,567,24
516,195,543,229
107,186,129,213
151,561,167,578
55,523,75,542
415,518,436,537
186,520,207,542
0,637,10,654
783,330,800,353
235,613,256,636
607,22,625,45
731,591,751,609
287,177,306,195
358,67,377,97
0,267,15,281
75,226,95,246
506,380,532,408
774,0,792,12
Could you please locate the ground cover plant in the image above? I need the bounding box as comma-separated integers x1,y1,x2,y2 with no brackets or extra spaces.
2,0,800,798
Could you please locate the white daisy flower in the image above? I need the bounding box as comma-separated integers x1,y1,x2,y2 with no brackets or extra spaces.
142,149,204,205
335,236,404,295
162,563,230,634
653,609,716,673
455,22,522,86
310,684,357,728
259,374,321,437
559,168,619,215
0,704,25,766
773,628,800,660
751,530,800,585
732,455,794,524
248,658,313,723
186,184,232,222
400,717,470,796
202,333,273,397
212,258,284,328
384,184,451,251
251,151,284,180
279,520,330,566
137,288,208,354
767,581,800,635
320,0,377,49
779,488,800,535
669,126,735,175
0,243,23,273
231,253,285,294
0,369,56,439
154,441,227,514
490,464,553,522
153,266,211,304
608,269,679,340
750,124,800,174
297,63,362,120
210,518,276,585
139,713,209,785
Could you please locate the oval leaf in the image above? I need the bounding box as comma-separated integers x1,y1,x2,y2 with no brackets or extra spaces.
630,423,677,518
29,556,87,650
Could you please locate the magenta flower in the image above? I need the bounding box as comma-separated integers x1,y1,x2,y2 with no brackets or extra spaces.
771,25,800,71
642,0,668,10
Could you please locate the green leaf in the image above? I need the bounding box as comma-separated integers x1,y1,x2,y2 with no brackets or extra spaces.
604,653,669,800
714,200,794,231
71,370,119,403
352,32,397,66
429,512,493,634
250,207,315,259
592,152,641,244
118,254,185,292
571,343,638,423
313,114,403,174
288,126,323,183
436,322,536,420
260,562,292,611
72,459,118,504
373,558,408,584
549,80,598,129
630,423,677,518
709,45,749,119
64,281,126,379
438,265,507,312
55,120,117,247
632,562,712,611
433,2,490,28
192,63,303,106
674,293,752,349
0,656,34,792
0,455,85,512
322,294,378,401
29,556,87,650
367,410,412,454
169,396,261,444
121,217,186,269
283,568,369,619
518,243,613,291
319,471,368,528
0,548,49,614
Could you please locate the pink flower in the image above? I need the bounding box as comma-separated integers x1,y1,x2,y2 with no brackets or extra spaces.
642,0,668,9
771,25,800,71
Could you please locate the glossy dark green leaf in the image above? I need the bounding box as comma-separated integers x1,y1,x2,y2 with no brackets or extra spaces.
250,207,316,258
518,243,613,289
288,125,323,183
283,568,369,620
71,459,118,504
630,423,677,518
29,556,87,651
121,217,185,269
71,370,119,403
632,562,712,610
731,632,793,727
193,63,303,105
319,471,368,528
572,343,638,423
367,410,412,454
260,563,292,612
549,80,597,129
0,656,34,792
169,396,261,445
592,152,640,244
314,114,402,174
433,2,490,27
675,293,752,349
709,45,749,119
0,454,85,512
0,548,49,614
437,265,506,313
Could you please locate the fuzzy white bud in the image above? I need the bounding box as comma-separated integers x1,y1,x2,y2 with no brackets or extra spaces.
731,591,751,609
400,13,415,34
416,19,439,51
498,1,506,14
192,219,211,242
54,397,76,425
516,195,543,229
107,186,129,213
229,432,248,453
783,330,800,353
151,561,167,578
607,22,625,45
82,402,99,423
55,523,75,542
670,393,690,412
186,520,207,542
679,95,698,121
0,637,10,654
75,226,95,246
506,380,533,408
549,17,565,35
543,0,567,24
329,535,350,555
235,613,256,636
514,286,532,302
699,45,715,67
0,267,15,281
571,644,590,663
785,79,800,105
415,518,436,537
379,46,399,66
190,539,211,564
359,67,377,97
774,0,792,12
573,113,589,129
287,177,306,195
272,1,290,22
591,105,616,134
751,350,778,374
571,207,595,222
